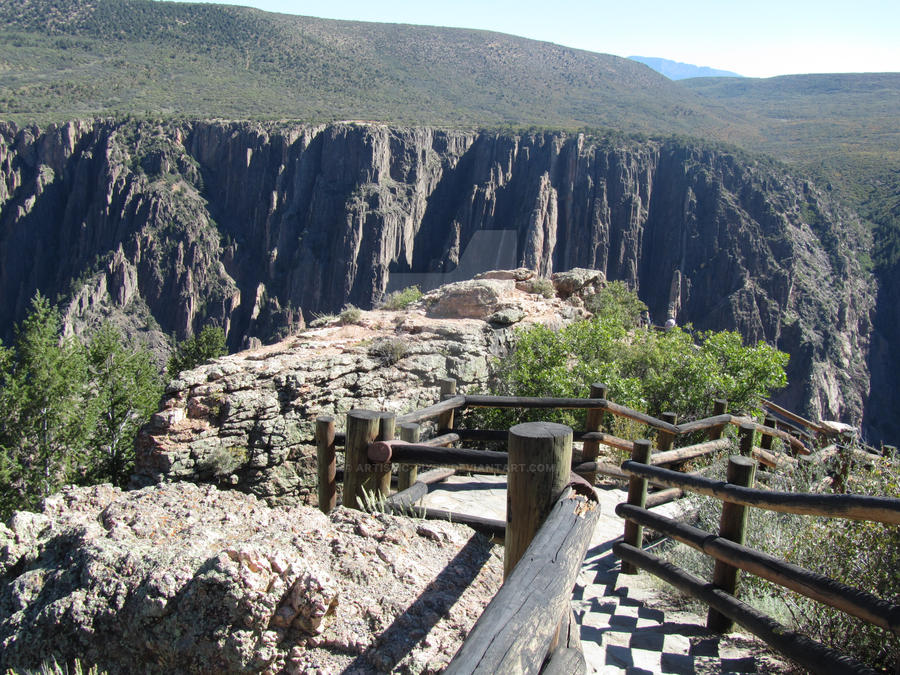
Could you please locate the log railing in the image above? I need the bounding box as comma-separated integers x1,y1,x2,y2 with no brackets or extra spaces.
311,378,871,673
615,451,900,674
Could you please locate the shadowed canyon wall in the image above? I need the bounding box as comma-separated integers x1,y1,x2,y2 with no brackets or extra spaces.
0,119,886,439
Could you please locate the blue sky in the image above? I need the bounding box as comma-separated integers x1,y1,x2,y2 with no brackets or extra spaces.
166,0,900,78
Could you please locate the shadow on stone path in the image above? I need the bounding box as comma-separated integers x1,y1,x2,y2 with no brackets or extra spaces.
423,477,793,674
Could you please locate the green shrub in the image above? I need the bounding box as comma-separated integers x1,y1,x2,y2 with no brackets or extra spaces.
338,304,362,325
167,324,226,376
368,337,408,366
199,445,248,478
525,277,556,298
665,449,899,670
477,285,787,431
382,285,422,310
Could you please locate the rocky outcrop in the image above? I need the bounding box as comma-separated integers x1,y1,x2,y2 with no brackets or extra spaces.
0,482,500,674
0,119,883,437
133,284,587,504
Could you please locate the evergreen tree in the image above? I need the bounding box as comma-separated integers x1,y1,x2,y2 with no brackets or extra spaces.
167,324,226,376
0,293,92,516
86,323,164,487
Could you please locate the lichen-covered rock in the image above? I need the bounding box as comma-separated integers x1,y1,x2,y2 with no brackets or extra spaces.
0,482,502,674
133,285,581,506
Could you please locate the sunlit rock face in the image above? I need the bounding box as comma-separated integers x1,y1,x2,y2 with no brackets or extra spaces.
0,120,879,436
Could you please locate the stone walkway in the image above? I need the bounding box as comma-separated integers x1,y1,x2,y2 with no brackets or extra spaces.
422,475,790,674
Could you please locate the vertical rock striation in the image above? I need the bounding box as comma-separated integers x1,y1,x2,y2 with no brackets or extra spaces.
0,119,882,435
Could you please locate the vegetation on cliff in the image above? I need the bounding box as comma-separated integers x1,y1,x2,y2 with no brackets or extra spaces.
478,283,789,431
0,294,163,518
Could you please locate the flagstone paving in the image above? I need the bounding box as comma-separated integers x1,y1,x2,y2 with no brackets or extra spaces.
422,475,792,674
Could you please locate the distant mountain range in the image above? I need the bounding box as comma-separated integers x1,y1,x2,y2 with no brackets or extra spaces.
629,56,744,80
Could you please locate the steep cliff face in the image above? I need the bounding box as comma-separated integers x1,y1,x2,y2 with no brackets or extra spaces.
0,119,880,434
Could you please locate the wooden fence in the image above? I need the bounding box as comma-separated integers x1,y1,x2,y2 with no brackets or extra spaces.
314,379,896,673
616,445,900,674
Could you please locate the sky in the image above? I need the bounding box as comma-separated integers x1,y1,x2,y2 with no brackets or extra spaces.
165,0,900,78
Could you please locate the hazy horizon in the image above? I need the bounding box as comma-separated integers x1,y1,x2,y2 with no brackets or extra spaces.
161,0,900,79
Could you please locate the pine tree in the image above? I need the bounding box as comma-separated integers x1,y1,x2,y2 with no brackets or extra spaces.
0,293,92,516
86,323,163,487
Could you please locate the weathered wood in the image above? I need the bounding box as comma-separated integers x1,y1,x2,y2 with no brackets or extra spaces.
396,395,467,425
708,455,757,632
505,421,573,578
540,647,585,675
645,487,684,509
580,383,607,486
707,399,729,440
738,423,755,457
577,432,635,453
397,423,420,491
620,460,900,524
446,488,601,674
751,446,797,470
316,416,337,514
572,460,629,481
371,413,396,501
760,416,775,450
375,444,509,470
462,395,679,434
383,502,506,538
384,479,429,509
616,503,900,636
731,416,808,454
422,432,461,447
622,439,652,574
676,413,733,436
612,543,878,675
437,377,458,432
650,438,731,466
384,467,457,510
657,412,678,451
454,427,635,453
344,410,383,510
761,398,828,435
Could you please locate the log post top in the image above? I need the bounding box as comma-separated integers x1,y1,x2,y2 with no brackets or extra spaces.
509,421,573,439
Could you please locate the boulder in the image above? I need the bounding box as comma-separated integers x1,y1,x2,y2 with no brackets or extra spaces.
0,483,501,674
423,279,516,319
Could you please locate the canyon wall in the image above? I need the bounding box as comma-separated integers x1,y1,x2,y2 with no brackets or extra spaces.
0,119,882,437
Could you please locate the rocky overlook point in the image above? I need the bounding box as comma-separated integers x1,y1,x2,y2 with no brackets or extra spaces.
133,270,594,506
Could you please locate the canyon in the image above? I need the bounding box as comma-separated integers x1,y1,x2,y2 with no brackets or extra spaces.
0,119,884,440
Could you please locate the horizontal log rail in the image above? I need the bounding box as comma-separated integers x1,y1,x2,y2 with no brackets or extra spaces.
462,395,679,434
649,438,731,466
446,487,601,673
760,398,828,435
613,543,878,675
368,441,509,470
396,395,467,425
616,503,900,635
621,460,900,524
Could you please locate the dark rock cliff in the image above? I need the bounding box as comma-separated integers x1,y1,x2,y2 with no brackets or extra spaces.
0,119,884,438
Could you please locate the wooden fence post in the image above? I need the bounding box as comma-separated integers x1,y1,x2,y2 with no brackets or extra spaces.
316,415,336,514
708,399,728,440
707,454,757,632
581,383,608,486
739,423,755,457
505,421,573,579
344,410,382,510
437,377,457,432
372,412,396,501
658,412,678,451
761,416,775,450
621,439,652,574
398,422,420,491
